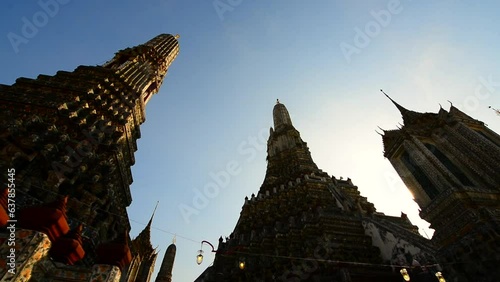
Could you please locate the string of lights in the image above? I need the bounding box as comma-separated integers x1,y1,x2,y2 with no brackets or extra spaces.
215,249,442,270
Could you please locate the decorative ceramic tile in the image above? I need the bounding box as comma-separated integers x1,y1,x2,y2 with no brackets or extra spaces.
0,229,51,281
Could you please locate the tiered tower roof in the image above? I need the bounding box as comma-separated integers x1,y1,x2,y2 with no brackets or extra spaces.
197,101,435,282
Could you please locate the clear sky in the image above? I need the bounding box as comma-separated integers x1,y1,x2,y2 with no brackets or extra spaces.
1,1,499,281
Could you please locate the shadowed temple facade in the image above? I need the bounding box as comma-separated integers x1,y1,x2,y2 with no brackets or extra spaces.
0,34,179,281
0,30,498,282
196,101,444,282
381,95,500,282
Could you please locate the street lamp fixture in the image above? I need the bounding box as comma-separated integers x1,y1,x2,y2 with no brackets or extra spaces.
196,240,248,272
196,250,204,265
196,241,216,265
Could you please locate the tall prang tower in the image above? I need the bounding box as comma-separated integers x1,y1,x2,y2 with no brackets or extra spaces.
0,34,179,279
196,101,440,282
381,94,500,282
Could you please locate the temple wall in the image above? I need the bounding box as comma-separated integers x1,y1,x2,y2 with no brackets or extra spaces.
362,221,435,266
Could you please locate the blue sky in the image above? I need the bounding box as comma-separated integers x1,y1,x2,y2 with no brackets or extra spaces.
1,1,500,281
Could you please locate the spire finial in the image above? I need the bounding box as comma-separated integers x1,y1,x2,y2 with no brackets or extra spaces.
174,34,180,39
381,89,397,105
273,100,293,129
146,201,159,228
172,235,176,244
152,201,159,218
381,89,412,117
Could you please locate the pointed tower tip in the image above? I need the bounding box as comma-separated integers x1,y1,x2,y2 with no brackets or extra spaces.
151,201,159,219
145,201,159,229
381,89,413,119
273,99,293,129
380,89,390,99
381,89,396,105
174,34,180,39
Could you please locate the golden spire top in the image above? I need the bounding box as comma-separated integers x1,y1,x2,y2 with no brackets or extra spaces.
174,34,180,39
172,235,176,244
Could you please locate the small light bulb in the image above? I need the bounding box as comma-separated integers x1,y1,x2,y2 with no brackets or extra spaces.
196,250,204,265
400,268,410,281
435,272,446,282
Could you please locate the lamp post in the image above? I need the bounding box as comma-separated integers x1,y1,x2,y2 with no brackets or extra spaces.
196,240,216,265
196,240,247,273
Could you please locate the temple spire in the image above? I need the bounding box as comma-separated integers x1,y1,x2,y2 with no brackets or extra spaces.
102,34,180,105
263,101,319,185
381,89,411,116
273,99,293,130
132,201,158,256
381,89,425,125
146,201,159,229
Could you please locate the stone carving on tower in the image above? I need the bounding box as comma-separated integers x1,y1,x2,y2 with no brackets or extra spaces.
0,34,179,281
381,92,500,282
196,101,440,282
